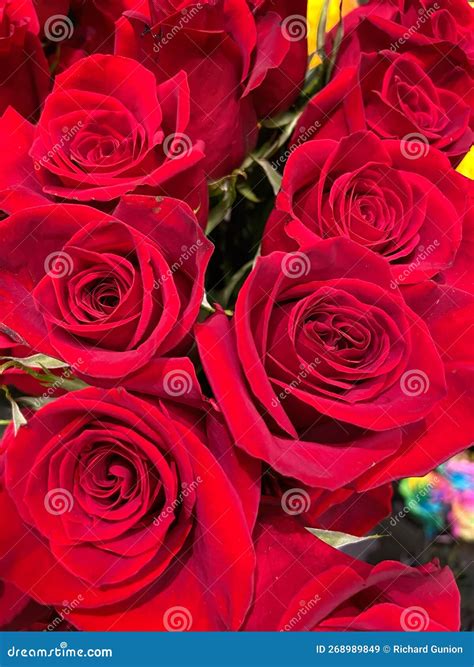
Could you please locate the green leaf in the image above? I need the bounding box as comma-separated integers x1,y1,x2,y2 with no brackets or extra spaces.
200,293,215,314
325,0,344,83
18,396,53,410
305,528,383,550
220,259,254,307
260,111,298,129
11,400,27,434
206,178,237,234
0,353,69,370
317,0,331,59
236,181,261,203
252,157,282,195
1,385,27,435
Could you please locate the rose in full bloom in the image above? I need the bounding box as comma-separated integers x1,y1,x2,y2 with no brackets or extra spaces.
290,45,473,166
263,132,471,287
0,0,49,120
116,0,308,178
0,54,208,223
0,385,258,630
244,509,461,630
197,238,474,490
328,0,474,68
0,196,212,381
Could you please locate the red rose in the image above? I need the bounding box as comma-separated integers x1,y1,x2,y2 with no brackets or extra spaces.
0,54,208,223
0,196,212,381
0,385,258,630
263,132,471,287
0,0,49,121
290,45,473,166
196,238,474,489
116,0,307,178
244,509,461,630
329,0,474,68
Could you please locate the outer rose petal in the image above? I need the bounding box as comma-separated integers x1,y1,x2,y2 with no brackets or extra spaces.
243,509,460,631
356,282,474,490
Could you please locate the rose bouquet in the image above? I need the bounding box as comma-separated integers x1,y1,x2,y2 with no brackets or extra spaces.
0,0,472,632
